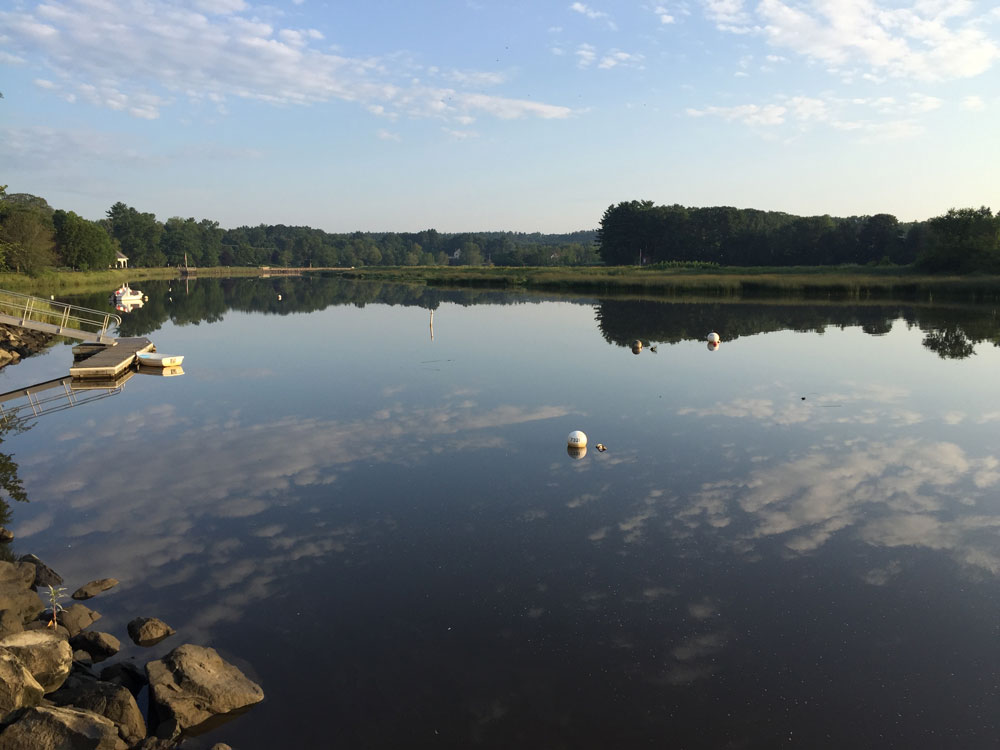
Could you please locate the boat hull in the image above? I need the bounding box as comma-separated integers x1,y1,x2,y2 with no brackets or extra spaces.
137,353,184,368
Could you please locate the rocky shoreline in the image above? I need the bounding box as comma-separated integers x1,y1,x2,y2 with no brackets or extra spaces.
0,551,263,749
0,325,55,370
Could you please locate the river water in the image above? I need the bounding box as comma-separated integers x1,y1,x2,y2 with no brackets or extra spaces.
2,277,1000,748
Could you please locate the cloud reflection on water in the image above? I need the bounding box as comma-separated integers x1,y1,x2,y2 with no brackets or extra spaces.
14,396,573,641
678,437,1000,574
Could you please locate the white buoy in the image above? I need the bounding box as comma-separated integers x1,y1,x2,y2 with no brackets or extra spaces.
707,341,720,351
567,430,587,448
707,332,720,344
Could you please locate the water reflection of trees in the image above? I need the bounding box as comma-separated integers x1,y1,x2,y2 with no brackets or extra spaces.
66,278,1000,360
0,414,30,562
68,278,545,338
595,299,1000,359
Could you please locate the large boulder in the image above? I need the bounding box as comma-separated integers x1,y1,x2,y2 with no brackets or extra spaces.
0,612,21,638
0,561,44,636
70,631,120,663
0,630,72,693
127,617,175,647
17,554,63,589
0,705,126,750
48,679,146,745
0,648,44,715
60,604,101,637
146,644,263,738
71,579,119,601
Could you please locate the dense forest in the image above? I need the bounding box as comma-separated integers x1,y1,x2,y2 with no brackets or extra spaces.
598,200,1000,272
1,183,997,273
0,185,597,273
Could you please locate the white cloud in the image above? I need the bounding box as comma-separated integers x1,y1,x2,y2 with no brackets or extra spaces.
443,127,478,139
962,95,986,111
751,0,999,82
443,69,507,87
576,42,597,68
702,0,755,33
569,2,618,29
0,0,572,123
598,49,645,70
685,103,787,125
376,129,401,141
654,5,676,23
685,90,947,140
787,95,829,120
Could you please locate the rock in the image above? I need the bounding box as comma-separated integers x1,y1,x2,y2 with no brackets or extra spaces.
17,554,63,589
73,650,94,667
0,648,45,714
0,630,73,693
100,661,146,697
146,644,264,738
0,610,23,637
0,561,36,590
25,620,71,638
48,679,146,744
210,744,233,750
0,527,12,543
71,579,119,601
131,738,177,749
70,631,120,663
60,603,101,637
0,561,44,636
127,617,175,647
0,705,126,750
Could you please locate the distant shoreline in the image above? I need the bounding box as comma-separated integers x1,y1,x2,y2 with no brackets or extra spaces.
338,265,1000,301
2,265,999,303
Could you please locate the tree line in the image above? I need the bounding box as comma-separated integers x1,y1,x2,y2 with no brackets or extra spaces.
2,183,997,273
0,186,598,273
597,200,1000,272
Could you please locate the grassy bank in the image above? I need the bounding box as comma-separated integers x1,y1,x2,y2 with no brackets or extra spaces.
338,265,1000,301
3,265,999,302
0,266,263,295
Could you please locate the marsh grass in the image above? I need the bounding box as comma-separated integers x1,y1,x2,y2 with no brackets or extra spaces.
339,265,1000,301
2,265,998,303
0,266,262,296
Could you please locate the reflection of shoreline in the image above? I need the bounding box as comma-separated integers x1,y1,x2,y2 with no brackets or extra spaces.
59,277,1000,359
595,297,997,358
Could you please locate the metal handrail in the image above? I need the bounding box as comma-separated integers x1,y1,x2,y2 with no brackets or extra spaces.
0,289,121,341
0,376,125,420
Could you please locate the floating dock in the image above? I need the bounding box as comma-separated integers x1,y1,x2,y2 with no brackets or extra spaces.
69,337,155,379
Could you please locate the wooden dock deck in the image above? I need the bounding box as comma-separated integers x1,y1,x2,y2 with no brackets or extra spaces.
69,337,154,379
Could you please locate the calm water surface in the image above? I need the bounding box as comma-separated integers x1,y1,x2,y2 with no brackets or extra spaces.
2,278,1000,749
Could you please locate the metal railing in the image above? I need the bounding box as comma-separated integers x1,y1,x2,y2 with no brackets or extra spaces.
0,375,127,420
0,289,121,343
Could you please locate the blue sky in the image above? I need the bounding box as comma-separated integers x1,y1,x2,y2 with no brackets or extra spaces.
2,0,999,233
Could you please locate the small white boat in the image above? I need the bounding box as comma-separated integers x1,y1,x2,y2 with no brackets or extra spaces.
111,284,145,303
137,352,184,368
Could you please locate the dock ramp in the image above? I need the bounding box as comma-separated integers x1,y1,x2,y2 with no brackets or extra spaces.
0,289,121,343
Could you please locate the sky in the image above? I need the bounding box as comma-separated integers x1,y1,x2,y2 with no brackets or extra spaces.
1,0,999,233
